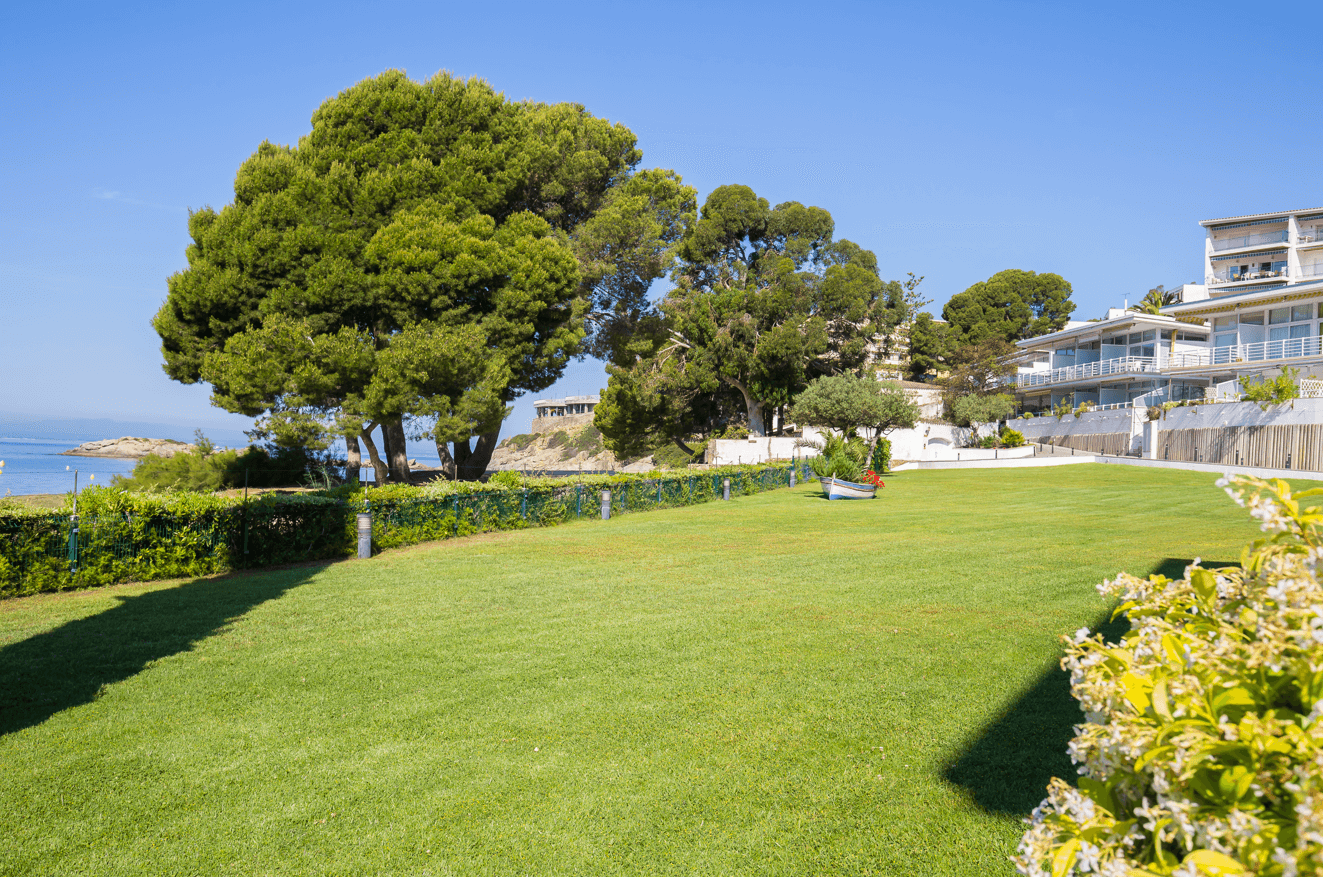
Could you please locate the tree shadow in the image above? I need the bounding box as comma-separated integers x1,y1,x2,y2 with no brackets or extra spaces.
0,564,325,737
941,557,1236,815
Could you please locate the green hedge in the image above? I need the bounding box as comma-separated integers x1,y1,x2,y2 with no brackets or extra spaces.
0,464,807,598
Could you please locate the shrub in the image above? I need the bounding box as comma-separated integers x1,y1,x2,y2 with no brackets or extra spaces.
568,424,603,456
1015,476,1323,877
808,434,867,482
504,433,538,451
652,440,707,470
546,430,571,449
487,470,523,489
113,432,324,492
1000,427,1025,448
978,435,1002,449
1241,367,1301,407
870,438,892,474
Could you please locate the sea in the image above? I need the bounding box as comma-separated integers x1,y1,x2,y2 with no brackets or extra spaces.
0,437,140,497
0,417,446,497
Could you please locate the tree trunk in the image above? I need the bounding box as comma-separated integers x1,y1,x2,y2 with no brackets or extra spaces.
722,376,767,437
344,432,361,486
671,435,695,458
382,419,411,483
453,430,500,481
358,425,388,486
434,439,457,480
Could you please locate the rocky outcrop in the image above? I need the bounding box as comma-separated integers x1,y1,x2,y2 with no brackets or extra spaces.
488,424,654,473
62,437,194,459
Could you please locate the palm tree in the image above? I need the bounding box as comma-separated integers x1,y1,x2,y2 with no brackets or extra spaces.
1130,286,1178,315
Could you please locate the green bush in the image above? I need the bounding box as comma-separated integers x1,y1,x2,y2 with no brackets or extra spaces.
2,465,801,597
546,430,571,449
870,438,892,473
652,440,708,469
487,470,523,489
568,424,603,456
1241,366,1300,406
113,433,325,492
999,426,1025,448
1015,476,1323,877
504,433,538,451
809,434,867,482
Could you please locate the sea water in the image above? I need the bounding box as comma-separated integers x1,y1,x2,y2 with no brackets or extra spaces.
0,437,139,497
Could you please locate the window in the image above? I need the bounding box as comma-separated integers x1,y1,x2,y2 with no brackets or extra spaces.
1269,307,1290,325
1214,316,1237,330
1128,332,1142,344
1293,304,1313,322
1160,330,1173,340
1240,312,1264,326
1215,333,1237,348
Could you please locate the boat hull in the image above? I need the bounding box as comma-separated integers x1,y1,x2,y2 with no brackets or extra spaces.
819,476,878,500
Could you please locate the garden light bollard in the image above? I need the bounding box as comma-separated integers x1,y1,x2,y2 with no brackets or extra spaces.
357,513,372,559
789,465,796,488
601,488,611,520
723,478,730,501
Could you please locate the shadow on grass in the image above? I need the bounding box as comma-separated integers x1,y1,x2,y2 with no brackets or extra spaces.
0,564,326,737
941,557,1236,815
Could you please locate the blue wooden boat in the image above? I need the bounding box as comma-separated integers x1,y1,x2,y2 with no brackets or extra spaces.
818,476,878,500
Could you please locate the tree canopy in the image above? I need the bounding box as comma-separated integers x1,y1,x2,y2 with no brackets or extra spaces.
941,269,1074,348
154,70,690,482
788,372,919,458
597,185,907,446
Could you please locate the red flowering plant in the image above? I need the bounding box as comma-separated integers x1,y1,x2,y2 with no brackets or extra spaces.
863,469,885,489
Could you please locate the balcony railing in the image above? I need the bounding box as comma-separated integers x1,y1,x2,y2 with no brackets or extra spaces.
1168,336,1323,368
1015,355,1161,388
1210,229,1289,251
1209,268,1289,285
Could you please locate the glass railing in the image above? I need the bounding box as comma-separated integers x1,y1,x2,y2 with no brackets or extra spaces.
1209,268,1289,285
1210,230,1289,251
1015,355,1161,388
1167,335,1323,368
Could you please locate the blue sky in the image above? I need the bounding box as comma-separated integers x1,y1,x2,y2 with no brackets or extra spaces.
2,0,1317,446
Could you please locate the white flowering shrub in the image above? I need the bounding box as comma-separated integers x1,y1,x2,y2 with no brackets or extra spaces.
1015,476,1323,877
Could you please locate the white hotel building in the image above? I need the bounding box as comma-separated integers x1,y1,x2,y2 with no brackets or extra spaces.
1014,207,1323,412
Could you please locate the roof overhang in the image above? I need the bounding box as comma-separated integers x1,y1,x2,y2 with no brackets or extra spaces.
1014,312,1191,350
1163,279,1323,317
1200,208,1323,227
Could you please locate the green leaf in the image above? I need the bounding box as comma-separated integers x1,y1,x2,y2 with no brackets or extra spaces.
1181,849,1247,875
1190,567,1218,603
1051,837,1080,877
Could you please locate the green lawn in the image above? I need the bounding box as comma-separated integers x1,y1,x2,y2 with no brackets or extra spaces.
0,465,1275,875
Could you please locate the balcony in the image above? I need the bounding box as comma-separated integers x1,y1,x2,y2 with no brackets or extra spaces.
1168,335,1323,369
1208,267,1289,286
1210,229,1289,252
1015,355,1161,389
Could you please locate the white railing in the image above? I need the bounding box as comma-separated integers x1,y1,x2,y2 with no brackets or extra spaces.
1168,336,1323,368
1210,230,1289,251
1015,355,1161,389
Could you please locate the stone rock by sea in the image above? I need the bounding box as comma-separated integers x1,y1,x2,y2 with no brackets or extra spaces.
62,437,194,459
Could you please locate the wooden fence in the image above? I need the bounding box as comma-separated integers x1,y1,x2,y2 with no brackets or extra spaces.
1039,432,1134,457
1158,424,1323,471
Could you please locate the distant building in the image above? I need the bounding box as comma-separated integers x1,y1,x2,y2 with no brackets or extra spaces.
529,394,601,434
532,395,600,419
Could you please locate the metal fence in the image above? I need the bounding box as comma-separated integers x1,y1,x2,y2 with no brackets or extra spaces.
1,465,809,597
